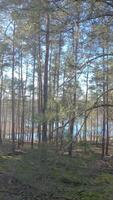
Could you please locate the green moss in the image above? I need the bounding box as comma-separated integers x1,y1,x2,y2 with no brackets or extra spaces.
0,145,113,199
52,167,60,177
94,173,113,184
79,191,104,200
60,174,81,186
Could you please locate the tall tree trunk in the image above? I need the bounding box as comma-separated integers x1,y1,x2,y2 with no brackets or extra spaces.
106,52,109,155
102,48,106,159
68,23,79,156
20,50,25,147
42,14,50,142
56,33,62,150
48,42,53,143
0,57,3,144
37,26,42,144
96,71,99,145
31,46,36,149
12,22,16,153
83,66,89,152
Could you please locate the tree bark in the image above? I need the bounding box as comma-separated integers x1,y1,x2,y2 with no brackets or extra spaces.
42,14,50,142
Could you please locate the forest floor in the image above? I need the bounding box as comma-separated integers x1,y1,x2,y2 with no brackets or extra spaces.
0,143,113,200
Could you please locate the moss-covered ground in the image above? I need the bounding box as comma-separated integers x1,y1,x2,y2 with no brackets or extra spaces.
0,143,113,199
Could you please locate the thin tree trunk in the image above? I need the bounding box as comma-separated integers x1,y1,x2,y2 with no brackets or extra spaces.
102,48,106,159
0,57,3,144
12,22,16,153
84,66,89,152
68,23,79,156
42,14,50,142
31,46,36,149
106,52,109,155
